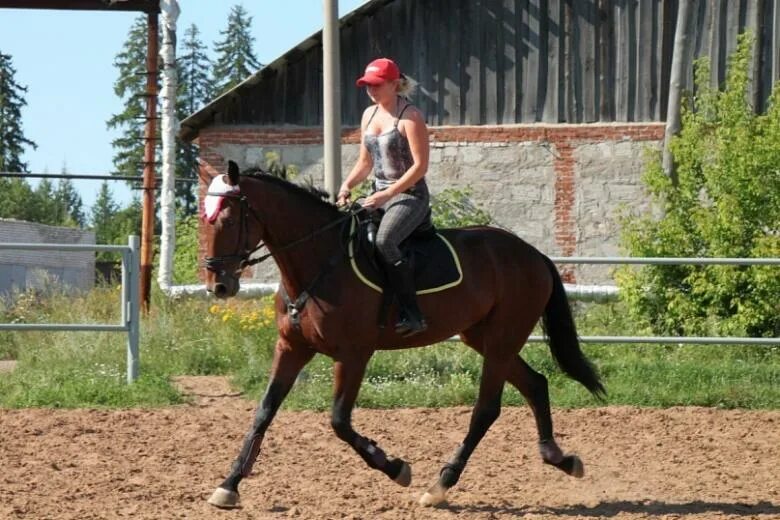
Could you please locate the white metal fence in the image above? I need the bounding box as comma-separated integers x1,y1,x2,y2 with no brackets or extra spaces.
523,256,780,346
2,249,773,388
0,236,141,382
165,255,780,346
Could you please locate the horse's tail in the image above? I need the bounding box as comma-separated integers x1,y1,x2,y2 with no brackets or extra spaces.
540,256,606,400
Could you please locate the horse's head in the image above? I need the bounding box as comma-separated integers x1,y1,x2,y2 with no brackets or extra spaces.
202,160,263,298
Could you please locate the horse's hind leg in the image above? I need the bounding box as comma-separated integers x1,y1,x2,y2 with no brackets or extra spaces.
458,342,585,481
207,339,315,509
330,355,412,486
420,348,510,507
506,355,584,478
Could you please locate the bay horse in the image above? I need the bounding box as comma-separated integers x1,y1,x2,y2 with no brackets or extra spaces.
202,161,605,509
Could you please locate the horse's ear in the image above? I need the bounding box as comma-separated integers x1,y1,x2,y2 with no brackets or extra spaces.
227,160,240,186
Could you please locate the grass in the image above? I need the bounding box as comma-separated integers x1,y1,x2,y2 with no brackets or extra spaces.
0,285,778,409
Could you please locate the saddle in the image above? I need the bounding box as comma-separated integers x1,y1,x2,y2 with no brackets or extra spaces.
348,208,463,295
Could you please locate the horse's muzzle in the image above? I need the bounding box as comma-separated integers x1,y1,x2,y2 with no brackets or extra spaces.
210,276,239,299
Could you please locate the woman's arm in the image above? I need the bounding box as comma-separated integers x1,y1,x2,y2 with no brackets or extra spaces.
337,108,375,205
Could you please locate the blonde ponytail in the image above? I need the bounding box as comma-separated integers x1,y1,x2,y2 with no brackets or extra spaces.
396,74,417,99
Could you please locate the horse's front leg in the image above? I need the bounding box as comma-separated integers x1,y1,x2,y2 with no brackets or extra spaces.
207,339,315,509
330,356,412,486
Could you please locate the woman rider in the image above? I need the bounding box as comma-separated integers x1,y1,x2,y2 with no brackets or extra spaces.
337,58,430,337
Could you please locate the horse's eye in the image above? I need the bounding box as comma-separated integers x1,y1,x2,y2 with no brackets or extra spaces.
223,217,235,227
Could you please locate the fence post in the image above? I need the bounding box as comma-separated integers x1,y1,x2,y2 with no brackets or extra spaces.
126,235,141,383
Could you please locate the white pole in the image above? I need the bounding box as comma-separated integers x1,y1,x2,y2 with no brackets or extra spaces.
323,0,342,201
127,235,141,383
158,0,180,291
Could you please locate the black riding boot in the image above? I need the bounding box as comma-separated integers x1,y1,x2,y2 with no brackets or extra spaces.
386,258,428,337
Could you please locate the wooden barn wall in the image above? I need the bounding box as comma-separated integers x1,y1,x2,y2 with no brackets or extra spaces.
214,0,780,127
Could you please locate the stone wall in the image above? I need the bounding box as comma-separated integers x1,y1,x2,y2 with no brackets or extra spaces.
196,123,664,285
0,220,96,296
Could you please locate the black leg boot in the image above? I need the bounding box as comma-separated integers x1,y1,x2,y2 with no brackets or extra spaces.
386,258,428,337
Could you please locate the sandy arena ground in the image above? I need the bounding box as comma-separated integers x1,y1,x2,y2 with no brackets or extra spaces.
1,376,778,520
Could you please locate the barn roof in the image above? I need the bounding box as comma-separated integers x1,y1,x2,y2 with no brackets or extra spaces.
179,0,391,142
0,0,159,12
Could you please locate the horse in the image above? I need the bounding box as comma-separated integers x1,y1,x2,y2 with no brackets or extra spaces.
202,160,605,509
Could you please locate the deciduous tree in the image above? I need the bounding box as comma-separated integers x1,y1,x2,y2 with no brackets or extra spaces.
619,34,780,337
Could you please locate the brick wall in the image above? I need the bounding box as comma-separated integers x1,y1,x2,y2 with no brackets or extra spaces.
0,220,96,295
196,123,664,284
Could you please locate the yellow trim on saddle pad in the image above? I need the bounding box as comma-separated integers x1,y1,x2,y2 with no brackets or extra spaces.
348,218,463,294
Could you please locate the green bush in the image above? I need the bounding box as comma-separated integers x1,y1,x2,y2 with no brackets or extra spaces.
171,211,201,284
619,32,780,338
430,187,491,228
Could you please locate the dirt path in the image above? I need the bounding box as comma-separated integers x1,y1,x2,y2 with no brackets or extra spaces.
1,377,779,519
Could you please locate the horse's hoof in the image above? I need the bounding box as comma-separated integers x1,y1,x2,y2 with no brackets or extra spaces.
207,487,240,509
419,482,447,507
569,455,585,478
394,461,412,487
544,454,585,478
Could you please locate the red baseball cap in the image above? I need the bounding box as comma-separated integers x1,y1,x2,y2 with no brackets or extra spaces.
355,58,400,87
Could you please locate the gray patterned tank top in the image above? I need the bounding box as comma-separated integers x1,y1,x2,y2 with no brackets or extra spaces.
363,102,429,198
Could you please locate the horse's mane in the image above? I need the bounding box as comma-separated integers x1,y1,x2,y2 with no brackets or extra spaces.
241,168,338,214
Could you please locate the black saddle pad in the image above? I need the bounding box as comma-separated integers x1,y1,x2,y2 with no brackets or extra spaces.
348,218,462,294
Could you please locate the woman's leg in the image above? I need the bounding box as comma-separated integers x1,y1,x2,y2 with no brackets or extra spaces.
374,192,430,336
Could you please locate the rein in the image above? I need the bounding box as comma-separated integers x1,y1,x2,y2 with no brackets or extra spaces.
203,191,358,275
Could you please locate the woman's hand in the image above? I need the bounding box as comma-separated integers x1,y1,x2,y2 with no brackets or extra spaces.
336,189,351,207
362,189,392,209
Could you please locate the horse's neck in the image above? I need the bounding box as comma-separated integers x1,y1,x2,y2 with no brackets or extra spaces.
254,183,341,296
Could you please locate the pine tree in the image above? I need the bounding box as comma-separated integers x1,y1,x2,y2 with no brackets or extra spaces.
112,197,142,242
0,51,37,172
177,24,213,215
107,16,158,182
0,51,38,221
0,178,36,221
55,165,85,227
212,5,262,95
91,181,119,247
32,178,59,225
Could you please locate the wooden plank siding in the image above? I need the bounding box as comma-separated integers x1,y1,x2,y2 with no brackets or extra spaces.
212,0,780,127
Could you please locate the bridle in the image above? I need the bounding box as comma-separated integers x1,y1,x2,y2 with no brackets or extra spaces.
203,191,266,277
203,189,358,278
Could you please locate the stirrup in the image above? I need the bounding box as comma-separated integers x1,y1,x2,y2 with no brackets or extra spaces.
395,315,428,337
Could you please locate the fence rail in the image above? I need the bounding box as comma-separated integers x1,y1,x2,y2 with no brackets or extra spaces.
529,255,780,346
550,257,780,266
0,236,141,382
168,255,779,346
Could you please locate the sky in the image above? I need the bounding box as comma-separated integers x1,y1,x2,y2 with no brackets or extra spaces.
0,0,367,212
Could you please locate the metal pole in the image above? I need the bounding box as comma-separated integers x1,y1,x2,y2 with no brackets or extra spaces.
446,335,780,346
322,0,342,201
0,172,195,183
549,256,780,266
127,235,141,383
140,11,159,313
